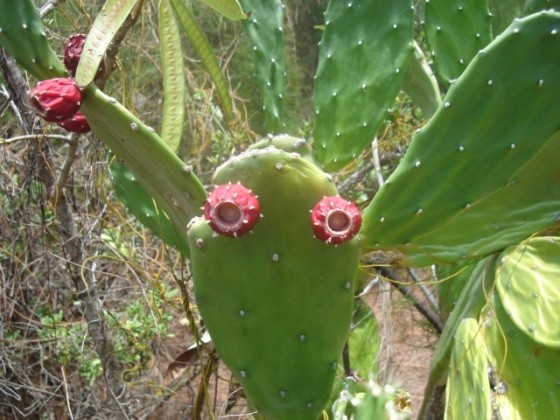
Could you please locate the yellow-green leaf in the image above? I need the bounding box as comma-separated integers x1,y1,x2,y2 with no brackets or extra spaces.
170,0,233,122
197,0,247,20
75,0,139,87
159,0,185,153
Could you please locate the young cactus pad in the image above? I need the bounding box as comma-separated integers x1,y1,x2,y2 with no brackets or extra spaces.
187,144,361,419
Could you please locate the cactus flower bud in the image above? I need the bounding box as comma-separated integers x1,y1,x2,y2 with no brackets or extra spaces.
311,196,362,245
28,78,83,123
56,112,90,133
63,34,105,78
203,183,261,237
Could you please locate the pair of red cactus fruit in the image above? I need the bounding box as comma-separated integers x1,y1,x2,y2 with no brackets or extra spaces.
28,34,100,133
204,183,362,245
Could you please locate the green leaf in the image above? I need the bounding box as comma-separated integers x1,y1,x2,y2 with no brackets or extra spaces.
312,0,414,170
495,237,560,348
170,0,233,122
159,0,186,153
197,0,247,20
75,0,139,87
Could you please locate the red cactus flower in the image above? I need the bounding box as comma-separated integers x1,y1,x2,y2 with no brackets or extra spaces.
63,34,105,78
310,196,361,245
56,112,90,133
203,183,261,237
28,78,83,123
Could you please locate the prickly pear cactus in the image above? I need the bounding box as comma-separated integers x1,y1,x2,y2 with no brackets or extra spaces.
361,11,560,266
187,144,361,419
0,0,67,80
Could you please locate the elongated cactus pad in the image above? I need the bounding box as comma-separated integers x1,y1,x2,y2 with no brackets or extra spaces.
0,0,66,80
401,41,442,118
361,11,560,266
187,144,361,419
239,0,286,132
444,318,491,420
424,0,492,85
313,0,414,170
80,85,207,252
109,161,190,256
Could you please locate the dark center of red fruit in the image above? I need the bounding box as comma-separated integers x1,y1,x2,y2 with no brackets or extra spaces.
215,201,243,226
326,209,351,234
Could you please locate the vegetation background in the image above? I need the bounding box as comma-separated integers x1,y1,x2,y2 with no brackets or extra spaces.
0,0,437,418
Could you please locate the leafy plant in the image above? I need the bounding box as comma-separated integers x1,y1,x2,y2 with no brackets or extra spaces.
1,0,559,418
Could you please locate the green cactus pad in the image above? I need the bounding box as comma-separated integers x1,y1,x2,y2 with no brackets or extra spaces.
239,0,285,132
495,237,560,348
159,0,185,153
81,85,206,247
187,147,361,419
401,41,442,118
424,0,492,85
109,161,190,256
425,257,494,389
361,11,560,266
444,318,491,420
524,0,560,15
482,291,560,419
248,134,318,164
0,0,67,80
488,0,525,35
312,0,414,170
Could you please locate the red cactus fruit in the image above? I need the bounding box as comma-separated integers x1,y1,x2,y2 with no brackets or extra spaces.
310,196,362,245
63,34,105,78
28,78,83,123
56,112,90,134
203,183,261,237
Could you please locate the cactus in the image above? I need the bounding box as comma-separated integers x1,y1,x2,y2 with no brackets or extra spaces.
3,0,560,418
361,11,560,266
494,237,560,348
109,161,191,256
238,0,286,132
444,318,491,419
424,0,493,85
477,237,560,419
187,146,361,419
313,0,414,170
0,0,66,80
